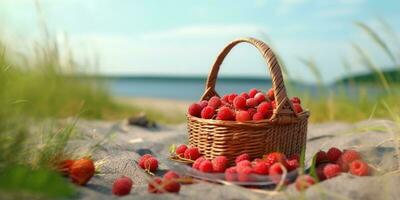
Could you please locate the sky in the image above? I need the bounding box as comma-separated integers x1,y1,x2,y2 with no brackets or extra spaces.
1,0,400,83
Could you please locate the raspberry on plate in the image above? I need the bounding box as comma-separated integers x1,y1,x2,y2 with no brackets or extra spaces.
199,160,213,173
184,147,201,161
237,167,254,182
175,144,188,157
225,167,237,181
201,106,215,119
212,156,229,173
188,103,202,117
268,162,285,176
286,158,299,171
264,152,287,167
235,153,250,164
295,175,315,191
112,176,133,196
327,147,342,163
253,161,269,175
323,163,342,179
349,160,369,176
192,156,206,170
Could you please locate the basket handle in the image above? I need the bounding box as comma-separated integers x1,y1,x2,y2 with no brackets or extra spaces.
200,37,298,124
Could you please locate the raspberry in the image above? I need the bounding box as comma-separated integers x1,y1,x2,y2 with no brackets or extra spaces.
315,150,328,165
216,106,235,120
225,167,237,181
246,98,258,108
349,160,369,176
208,96,221,109
212,156,229,173
69,158,95,186
293,103,303,113
254,92,266,103
188,103,202,117
236,160,252,170
287,154,300,162
143,157,159,172
163,170,180,179
247,108,256,118
248,88,259,98
267,89,274,101
327,147,342,163
291,97,301,104
337,149,361,172
175,144,188,157
316,163,327,181
240,92,249,99
236,111,251,122
201,106,215,119
265,110,273,119
257,102,273,116
192,156,206,170
235,153,250,164
238,167,254,182
253,161,269,175
199,160,213,173
162,179,181,193
199,100,208,109
268,163,285,176
148,177,162,193
271,100,276,109
233,96,247,110
184,147,201,161
252,112,264,121
138,154,153,169
287,159,299,171
323,164,342,179
228,93,238,104
264,152,287,167
112,176,133,196
295,175,315,191
222,95,229,103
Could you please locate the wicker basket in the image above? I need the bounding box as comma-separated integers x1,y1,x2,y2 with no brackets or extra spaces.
187,37,310,164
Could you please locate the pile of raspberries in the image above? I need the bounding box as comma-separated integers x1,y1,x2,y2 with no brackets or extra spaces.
188,88,303,121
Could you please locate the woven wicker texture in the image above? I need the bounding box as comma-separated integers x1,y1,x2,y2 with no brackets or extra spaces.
188,37,309,163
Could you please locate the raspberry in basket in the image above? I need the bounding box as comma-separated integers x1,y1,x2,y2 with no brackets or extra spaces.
188,103,202,117
291,97,301,104
233,96,247,110
248,88,259,98
293,103,303,113
240,92,249,99
267,88,274,101
246,98,258,108
236,110,251,122
208,96,221,109
257,102,273,116
228,93,238,104
252,112,264,121
201,106,215,119
216,106,235,120
254,92,266,103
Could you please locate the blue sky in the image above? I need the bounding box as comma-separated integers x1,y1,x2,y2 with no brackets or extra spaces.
1,0,400,83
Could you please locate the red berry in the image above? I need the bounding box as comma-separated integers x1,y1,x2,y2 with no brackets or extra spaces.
201,106,215,119
269,162,285,176
238,167,254,182
271,100,276,109
148,177,162,193
199,160,213,173
112,176,133,196
235,153,250,164
267,89,274,101
248,88,259,98
143,157,158,172
228,93,238,103
208,96,221,109
192,156,206,170
323,164,342,179
225,167,237,181
162,179,181,193
327,147,342,163
247,108,256,118
240,92,249,99
246,98,258,108
253,161,269,175
188,103,202,117
295,175,315,191
236,160,252,170
254,92,266,103
212,156,229,173
287,159,299,171
264,152,287,167
349,160,369,176
236,110,251,122
265,110,273,119
222,95,229,102
184,147,201,161
175,144,188,157
257,102,273,116
291,97,301,104
233,96,247,110
199,100,208,109
252,112,264,121
216,106,235,120
337,150,361,172
138,154,153,169
163,170,180,179
293,103,303,113
315,150,328,165
316,163,327,181
287,154,300,162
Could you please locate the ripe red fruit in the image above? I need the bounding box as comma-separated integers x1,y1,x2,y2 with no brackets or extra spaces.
57,159,75,176
257,102,273,116
253,161,269,175
225,167,237,181
238,167,254,182
327,147,342,163
222,95,229,103
337,150,361,172
208,96,221,109
271,100,276,109
235,153,250,164
287,154,300,162
236,160,252,170
323,164,342,179
267,89,274,101
175,144,188,157
248,88,259,98
247,108,256,118
163,170,180,179
233,96,247,110
236,110,251,122
199,100,208,109
112,176,133,196
240,92,249,99
199,160,213,173
216,106,235,120
162,179,181,193
201,106,215,119
315,150,328,165
148,177,162,193
269,163,285,176
138,154,153,169
264,152,287,167
293,103,303,113
316,163,327,181
349,160,369,176
295,175,315,191
212,156,229,173
291,97,301,104
69,158,95,186
188,103,202,117
246,98,258,108
192,156,206,170
184,147,201,161
287,159,299,171
254,92,266,103
143,157,159,172
252,112,264,121
228,93,238,103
